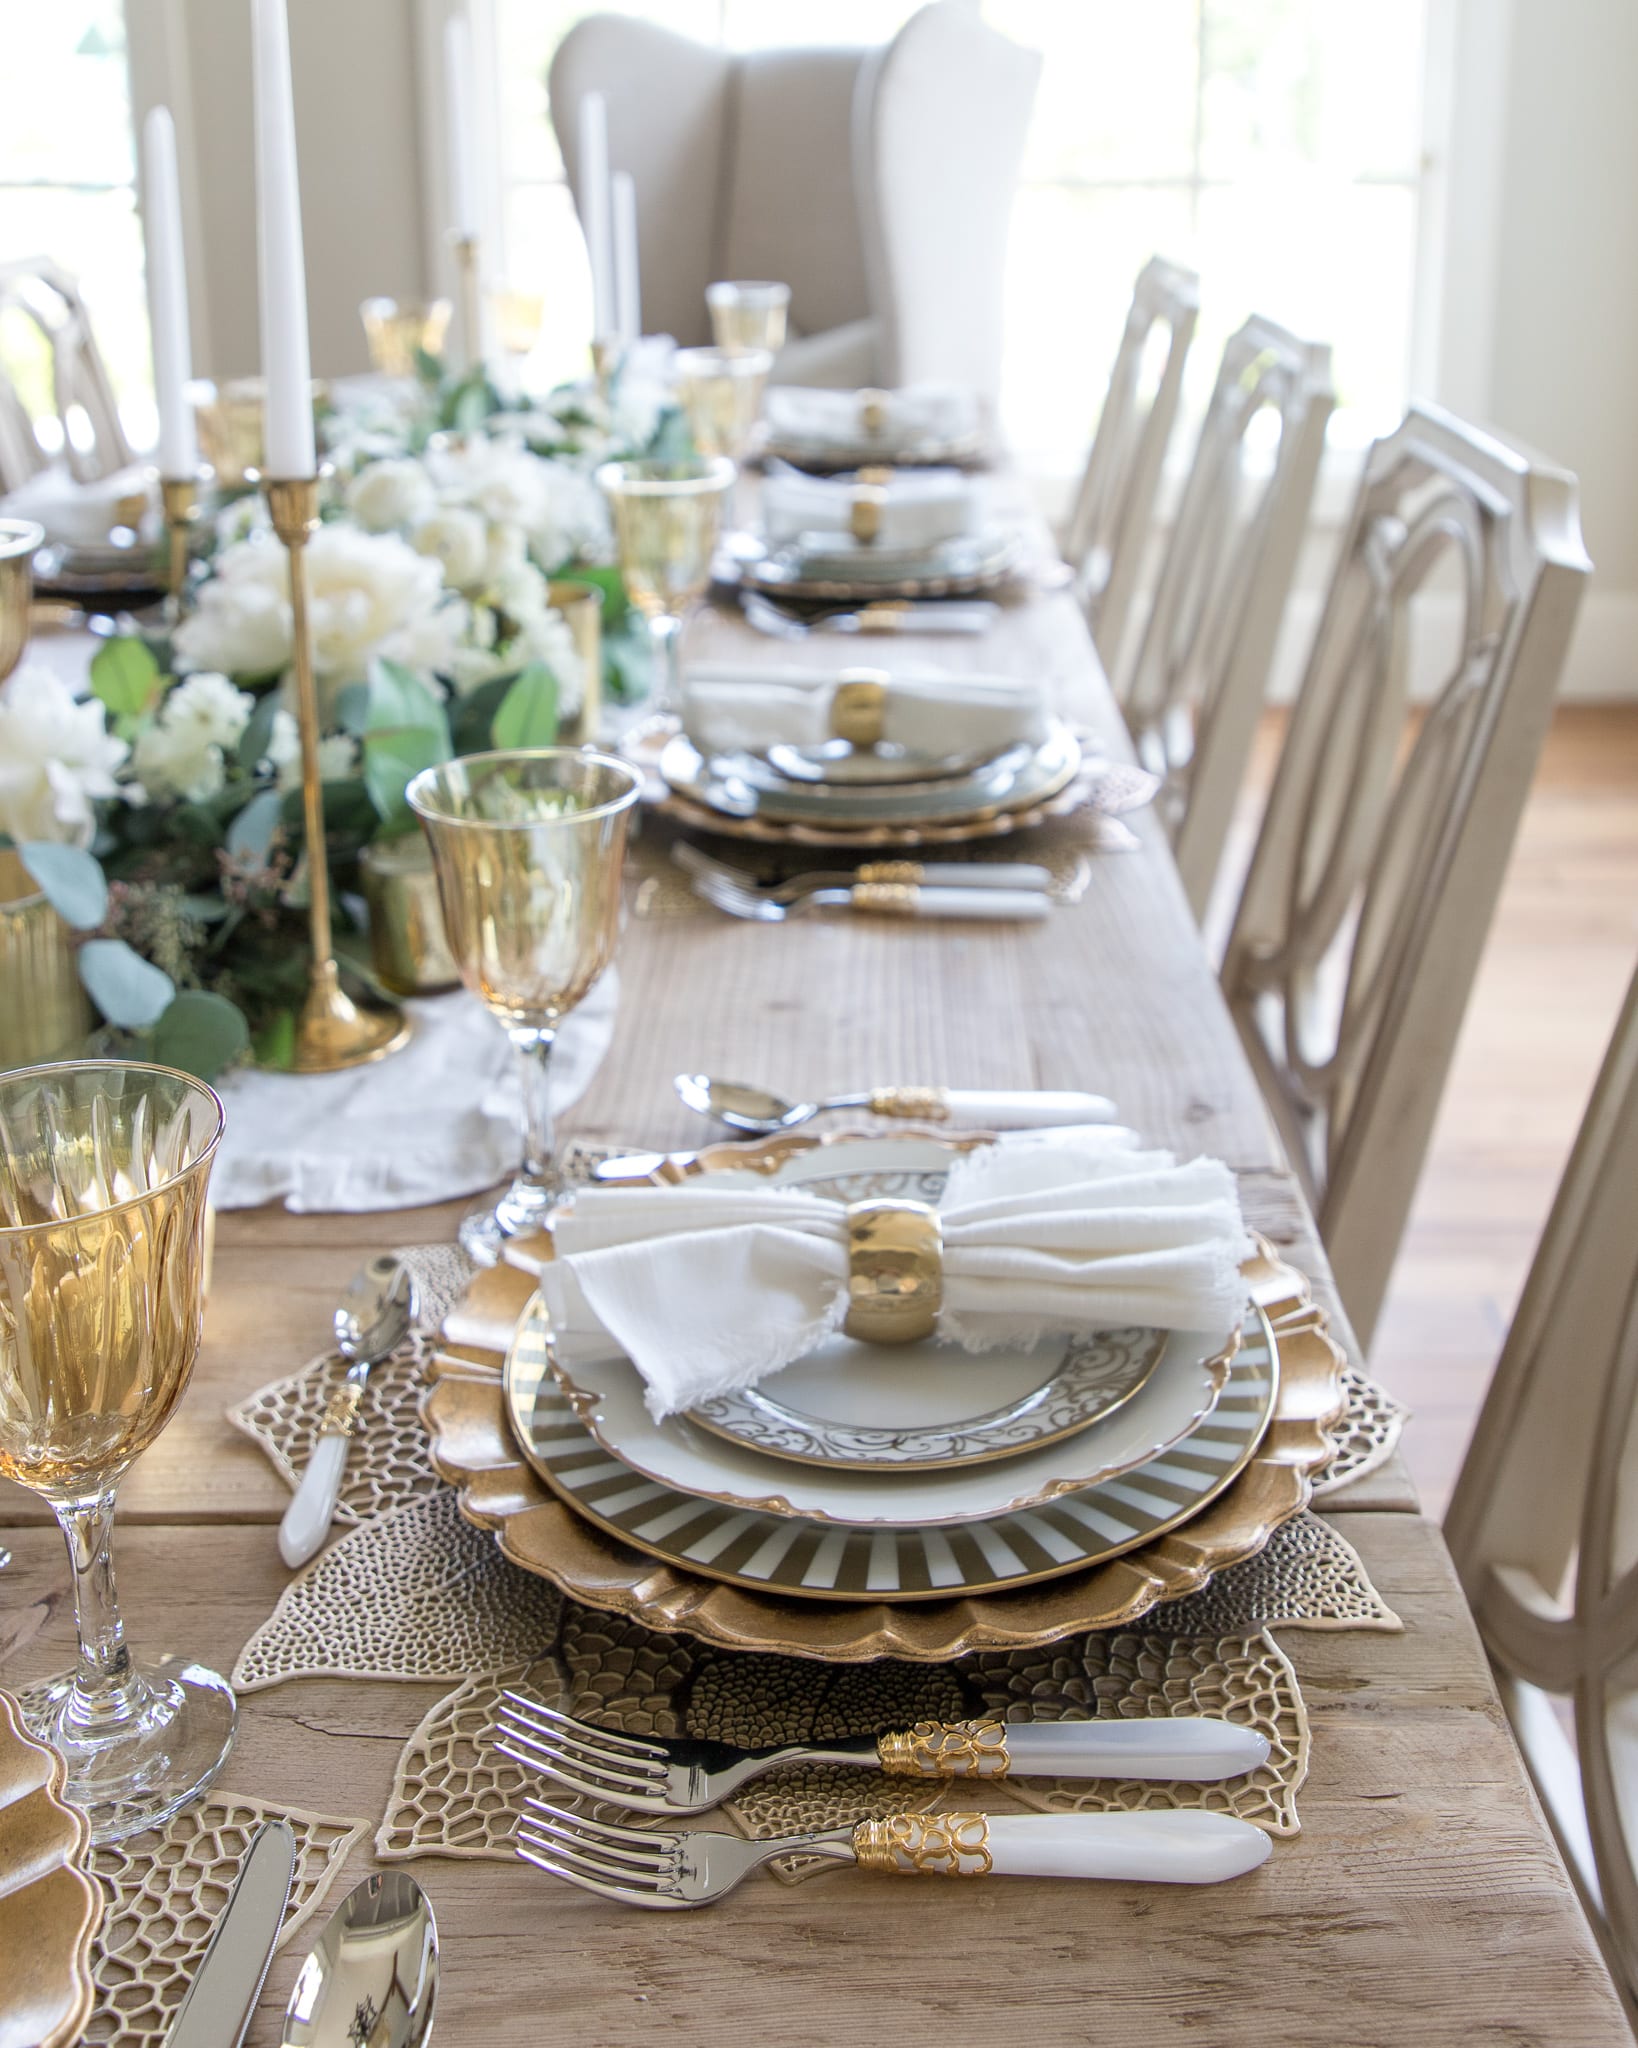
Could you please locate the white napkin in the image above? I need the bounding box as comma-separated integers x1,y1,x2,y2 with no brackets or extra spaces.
765,383,981,450
2,464,159,550
680,661,1050,759
541,1126,1253,1420
762,467,977,552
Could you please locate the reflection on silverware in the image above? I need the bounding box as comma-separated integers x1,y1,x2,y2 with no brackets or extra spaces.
671,841,1052,900
495,1693,1270,1816
166,1819,295,2048
280,1870,438,2048
278,1257,417,1569
671,1074,1115,1137
515,1798,1271,1907
688,868,1052,923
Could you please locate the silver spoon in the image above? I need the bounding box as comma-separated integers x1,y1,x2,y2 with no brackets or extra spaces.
674,1073,879,1135
281,1870,437,2047
278,1256,418,1569
674,1072,1118,1137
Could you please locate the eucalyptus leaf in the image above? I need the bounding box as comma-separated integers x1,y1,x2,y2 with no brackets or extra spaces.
89,636,162,722
449,674,514,755
491,663,559,749
226,788,284,862
334,681,372,736
149,990,250,1082
18,841,108,930
361,659,452,829
237,693,280,772
78,939,175,1029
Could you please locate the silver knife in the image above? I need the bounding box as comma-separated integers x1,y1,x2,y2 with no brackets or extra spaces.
166,1818,296,2048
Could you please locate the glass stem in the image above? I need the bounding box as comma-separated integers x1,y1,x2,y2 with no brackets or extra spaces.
511,1024,560,1199
54,1486,148,1742
650,612,684,717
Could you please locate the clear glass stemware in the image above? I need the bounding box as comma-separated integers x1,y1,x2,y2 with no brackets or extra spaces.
0,1059,232,1842
407,748,643,1266
596,456,736,721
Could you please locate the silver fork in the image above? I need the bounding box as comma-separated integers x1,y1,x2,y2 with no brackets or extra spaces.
672,841,1052,899
515,1798,1272,1909
494,1692,1271,1815
688,868,1051,924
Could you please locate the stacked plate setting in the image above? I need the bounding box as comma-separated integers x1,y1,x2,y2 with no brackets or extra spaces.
502,1134,1286,1607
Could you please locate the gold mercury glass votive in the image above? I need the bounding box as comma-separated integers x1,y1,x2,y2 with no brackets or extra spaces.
673,346,774,463
193,378,330,488
360,296,454,379
706,280,791,356
548,577,604,746
0,518,43,681
360,836,462,996
0,848,89,1070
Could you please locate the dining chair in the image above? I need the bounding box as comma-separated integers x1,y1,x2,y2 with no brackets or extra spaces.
547,3,1040,402
1220,402,1591,1349
1445,960,1638,2014
1062,257,1199,690
1122,314,1334,919
0,258,133,491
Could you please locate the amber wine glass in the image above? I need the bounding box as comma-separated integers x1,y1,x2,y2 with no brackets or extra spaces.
674,347,774,463
407,749,642,1265
360,295,453,378
596,456,735,720
706,280,790,355
0,1060,230,1841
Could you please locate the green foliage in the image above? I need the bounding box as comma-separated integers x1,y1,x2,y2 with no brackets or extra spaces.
149,990,250,1082
491,663,559,749
237,693,281,773
19,842,109,929
361,659,453,830
226,788,284,862
89,636,165,735
252,1008,297,1072
79,938,176,1028
603,622,653,704
567,562,632,629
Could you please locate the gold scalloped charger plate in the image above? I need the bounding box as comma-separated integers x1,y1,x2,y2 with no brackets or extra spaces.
0,1688,103,2048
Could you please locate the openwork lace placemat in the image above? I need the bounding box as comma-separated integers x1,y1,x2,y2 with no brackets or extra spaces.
87,1793,366,2048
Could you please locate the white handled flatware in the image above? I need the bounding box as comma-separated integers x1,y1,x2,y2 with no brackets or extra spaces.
672,841,1053,897
516,1799,1272,1907
495,1696,1269,1816
279,1256,417,1569
165,1820,295,2048
672,1073,1116,1137
690,869,1050,923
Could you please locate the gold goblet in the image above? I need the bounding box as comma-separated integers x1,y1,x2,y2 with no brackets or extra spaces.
360,296,454,379
0,1060,232,1842
407,749,642,1265
596,456,735,720
674,346,773,463
0,518,43,680
706,279,791,355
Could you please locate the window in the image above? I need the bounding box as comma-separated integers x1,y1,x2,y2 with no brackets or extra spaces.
0,3,151,449
491,0,1431,471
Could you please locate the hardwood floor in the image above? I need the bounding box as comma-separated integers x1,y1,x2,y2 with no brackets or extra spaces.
1224,706,1638,1517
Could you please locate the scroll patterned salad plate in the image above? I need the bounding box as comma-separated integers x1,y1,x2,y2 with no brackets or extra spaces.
541,1310,1230,1522
506,1306,1278,1600
0,1689,102,2048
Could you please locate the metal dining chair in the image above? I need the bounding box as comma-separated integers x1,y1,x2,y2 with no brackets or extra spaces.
1120,313,1334,919
1061,256,1199,691
1221,402,1591,1349
1445,959,1638,2017
0,258,133,492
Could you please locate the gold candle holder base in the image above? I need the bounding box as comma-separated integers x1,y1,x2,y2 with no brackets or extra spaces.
264,474,411,1074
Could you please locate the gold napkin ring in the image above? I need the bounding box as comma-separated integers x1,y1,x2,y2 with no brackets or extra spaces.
853,1813,992,1876
830,670,889,746
848,465,894,544
877,1720,1011,1778
858,389,890,437
843,1197,942,1344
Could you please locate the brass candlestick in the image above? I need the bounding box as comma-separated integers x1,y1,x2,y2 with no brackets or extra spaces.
159,474,203,618
590,337,616,404
454,233,482,370
263,476,411,1073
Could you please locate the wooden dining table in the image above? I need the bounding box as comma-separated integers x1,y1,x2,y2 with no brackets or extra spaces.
2,498,1629,2045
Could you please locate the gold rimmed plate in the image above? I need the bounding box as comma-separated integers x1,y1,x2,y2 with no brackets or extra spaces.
0,1688,103,2048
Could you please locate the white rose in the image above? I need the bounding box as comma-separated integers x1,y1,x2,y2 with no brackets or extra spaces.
160,672,255,750
0,662,128,846
411,505,489,592
174,557,292,680
346,458,436,535
129,673,256,804
427,436,552,533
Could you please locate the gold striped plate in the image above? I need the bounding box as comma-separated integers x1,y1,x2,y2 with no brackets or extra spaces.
505,1307,1279,1602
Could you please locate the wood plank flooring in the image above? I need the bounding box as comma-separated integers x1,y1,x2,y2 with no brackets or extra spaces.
1222,705,1638,1516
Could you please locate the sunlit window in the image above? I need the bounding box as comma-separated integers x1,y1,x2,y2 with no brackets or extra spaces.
492,0,1430,468
0,3,150,444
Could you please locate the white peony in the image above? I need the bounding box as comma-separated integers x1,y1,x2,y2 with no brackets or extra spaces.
175,526,452,699
130,673,256,804
426,435,609,569
411,505,489,592
0,662,128,846
346,458,436,535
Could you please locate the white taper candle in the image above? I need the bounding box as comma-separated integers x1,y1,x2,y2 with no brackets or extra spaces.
251,0,316,478
141,107,198,481
444,13,478,240
578,91,615,342
612,169,640,346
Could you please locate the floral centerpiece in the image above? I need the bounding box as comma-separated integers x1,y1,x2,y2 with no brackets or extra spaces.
0,346,681,1077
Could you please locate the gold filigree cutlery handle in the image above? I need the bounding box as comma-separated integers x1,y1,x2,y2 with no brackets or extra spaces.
877,1719,1010,1777
852,1812,993,1876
